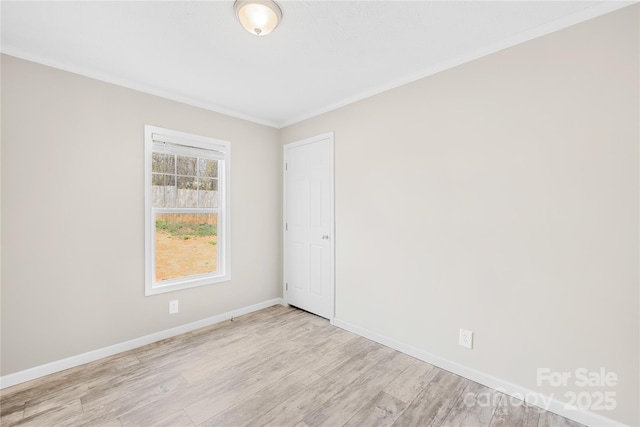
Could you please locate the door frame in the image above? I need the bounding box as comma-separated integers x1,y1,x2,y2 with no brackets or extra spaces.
283,132,335,322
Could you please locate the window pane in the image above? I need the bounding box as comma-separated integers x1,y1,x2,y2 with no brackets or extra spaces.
177,176,197,208
177,175,195,189
152,173,164,186
155,213,218,282
163,174,176,208
152,153,175,174
152,153,164,173
152,174,176,208
177,155,196,176
199,178,218,208
199,159,218,178
165,154,176,174
151,174,163,208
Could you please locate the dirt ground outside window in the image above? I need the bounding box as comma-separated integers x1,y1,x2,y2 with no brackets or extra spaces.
154,216,218,281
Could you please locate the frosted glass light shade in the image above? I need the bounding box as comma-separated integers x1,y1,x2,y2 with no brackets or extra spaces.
234,0,282,36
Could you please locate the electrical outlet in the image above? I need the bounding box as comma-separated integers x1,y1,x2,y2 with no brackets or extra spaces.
169,300,179,314
459,328,473,349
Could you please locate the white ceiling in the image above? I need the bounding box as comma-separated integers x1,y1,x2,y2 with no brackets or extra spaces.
1,1,632,128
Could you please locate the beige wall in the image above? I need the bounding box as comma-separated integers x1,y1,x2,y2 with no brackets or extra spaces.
281,6,639,425
1,55,281,375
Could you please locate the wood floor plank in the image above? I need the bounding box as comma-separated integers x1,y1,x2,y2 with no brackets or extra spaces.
245,341,393,427
97,420,123,427
0,409,24,427
200,366,321,426
135,306,304,374
177,332,275,384
0,306,585,427
147,410,195,427
116,382,203,427
303,335,374,376
180,313,332,386
0,402,26,423
80,370,187,412
0,353,140,419
384,359,437,404
8,398,83,427
73,374,190,427
23,395,79,419
303,350,414,426
392,369,470,427
121,334,316,425
324,326,358,344
45,362,154,413
184,326,344,425
537,410,584,427
489,396,541,427
117,334,312,427
343,391,408,427
441,381,503,427
136,327,255,369
121,335,325,427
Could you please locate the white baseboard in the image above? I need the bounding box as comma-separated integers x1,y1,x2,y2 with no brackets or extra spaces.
333,318,626,427
0,298,283,390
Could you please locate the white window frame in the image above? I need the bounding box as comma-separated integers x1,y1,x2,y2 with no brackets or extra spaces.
144,125,231,296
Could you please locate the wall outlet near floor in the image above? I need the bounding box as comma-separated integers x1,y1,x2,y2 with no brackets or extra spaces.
459,328,473,349
169,300,179,314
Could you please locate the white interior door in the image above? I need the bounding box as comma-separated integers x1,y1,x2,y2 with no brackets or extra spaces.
284,132,334,320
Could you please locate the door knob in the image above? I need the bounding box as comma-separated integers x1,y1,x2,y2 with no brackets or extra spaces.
321,235,330,240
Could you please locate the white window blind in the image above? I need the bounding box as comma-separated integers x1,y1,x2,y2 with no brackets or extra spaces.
151,133,226,161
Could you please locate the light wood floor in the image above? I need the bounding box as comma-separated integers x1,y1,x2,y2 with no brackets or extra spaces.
1,305,583,427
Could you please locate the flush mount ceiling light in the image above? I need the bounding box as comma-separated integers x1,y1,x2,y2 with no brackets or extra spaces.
233,0,282,36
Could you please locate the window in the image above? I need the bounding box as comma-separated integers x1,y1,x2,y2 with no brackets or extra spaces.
145,125,230,295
